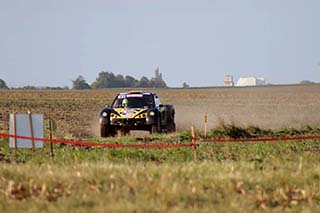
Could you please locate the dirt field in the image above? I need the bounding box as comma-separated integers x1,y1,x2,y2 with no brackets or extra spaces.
1,84,320,138
1,85,320,212
171,84,320,130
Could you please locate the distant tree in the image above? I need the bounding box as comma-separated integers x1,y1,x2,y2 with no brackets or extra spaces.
0,79,8,89
113,74,125,88
137,76,151,88
43,86,69,90
91,71,115,89
182,82,190,88
300,80,315,85
21,86,37,90
150,77,167,88
125,75,139,88
91,70,168,88
72,75,91,89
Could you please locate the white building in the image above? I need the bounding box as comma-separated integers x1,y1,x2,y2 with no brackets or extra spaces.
224,75,234,87
236,77,266,87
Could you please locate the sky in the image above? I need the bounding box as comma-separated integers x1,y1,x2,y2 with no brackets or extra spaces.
0,0,320,88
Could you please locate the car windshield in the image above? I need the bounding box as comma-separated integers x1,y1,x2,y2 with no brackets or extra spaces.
113,95,154,108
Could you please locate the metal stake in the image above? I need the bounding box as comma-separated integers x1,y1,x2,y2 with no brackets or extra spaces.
28,111,35,153
49,118,54,158
191,126,197,160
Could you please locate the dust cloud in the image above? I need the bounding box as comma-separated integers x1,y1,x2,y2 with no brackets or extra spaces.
89,85,320,135
172,85,320,131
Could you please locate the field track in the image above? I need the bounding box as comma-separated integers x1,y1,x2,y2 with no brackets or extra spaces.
1,84,320,212
1,84,320,138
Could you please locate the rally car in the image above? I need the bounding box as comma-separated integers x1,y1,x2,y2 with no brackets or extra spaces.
99,91,176,137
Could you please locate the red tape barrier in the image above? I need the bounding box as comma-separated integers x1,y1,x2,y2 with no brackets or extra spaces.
0,133,193,149
200,135,320,143
1,133,320,150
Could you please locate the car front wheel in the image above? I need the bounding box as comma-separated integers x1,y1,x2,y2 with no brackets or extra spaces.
100,125,116,137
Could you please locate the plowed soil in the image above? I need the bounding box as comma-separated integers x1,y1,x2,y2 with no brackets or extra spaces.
1,84,320,138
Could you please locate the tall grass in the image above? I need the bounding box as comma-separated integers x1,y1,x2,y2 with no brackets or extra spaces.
0,160,319,212
1,124,320,211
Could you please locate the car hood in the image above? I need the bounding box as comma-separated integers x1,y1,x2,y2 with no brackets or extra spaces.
113,108,148,119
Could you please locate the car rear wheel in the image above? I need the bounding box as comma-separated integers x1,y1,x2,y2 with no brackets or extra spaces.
167,122,176,133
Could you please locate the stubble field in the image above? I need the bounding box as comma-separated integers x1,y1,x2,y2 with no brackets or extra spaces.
0,84,320,212
2,84,320,137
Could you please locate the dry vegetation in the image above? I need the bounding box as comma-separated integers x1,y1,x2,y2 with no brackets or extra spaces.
1,160,320,212
1,84,320,138
0,84,320,212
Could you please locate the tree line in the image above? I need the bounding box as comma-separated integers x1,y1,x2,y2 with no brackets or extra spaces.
72,71,167,89
0,71,168,90
1,73,318,90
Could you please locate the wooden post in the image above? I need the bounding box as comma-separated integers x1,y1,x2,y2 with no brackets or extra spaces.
49,118,54,158
28,111,35,153
0,113,2,132
191,126,197,160
204,113,208,139
13,113,17,152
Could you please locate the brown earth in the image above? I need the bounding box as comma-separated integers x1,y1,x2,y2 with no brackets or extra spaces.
1,84,320,138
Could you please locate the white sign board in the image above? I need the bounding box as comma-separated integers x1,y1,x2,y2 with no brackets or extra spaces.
9,114,44,148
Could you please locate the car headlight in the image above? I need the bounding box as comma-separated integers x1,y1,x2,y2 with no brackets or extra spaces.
149,111,155,116
102,112,108,117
